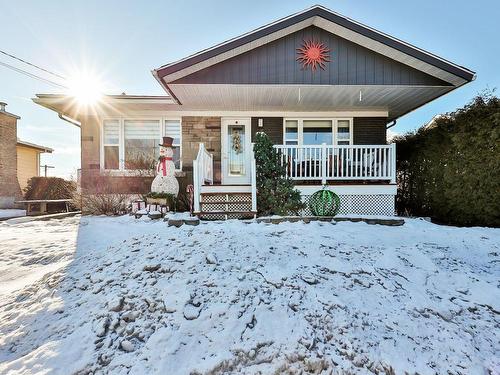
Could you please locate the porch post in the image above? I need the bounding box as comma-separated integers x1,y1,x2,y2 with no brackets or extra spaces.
390,143,396,184
193,159,200,212
251,146,257,213
321,143,327,185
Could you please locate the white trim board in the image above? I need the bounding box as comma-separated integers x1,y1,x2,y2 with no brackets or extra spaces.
97,110,389,118
201,185,252,194
296,184,397,196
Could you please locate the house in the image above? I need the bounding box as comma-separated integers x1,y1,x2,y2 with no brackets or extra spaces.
33,5,474,218
0,102,53,208
16,139,54,190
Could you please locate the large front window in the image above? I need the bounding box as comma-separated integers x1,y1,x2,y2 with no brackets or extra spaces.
283,118,352,145
101,118,182,172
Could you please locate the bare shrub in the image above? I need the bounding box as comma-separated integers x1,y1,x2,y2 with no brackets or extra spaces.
79,193,129,215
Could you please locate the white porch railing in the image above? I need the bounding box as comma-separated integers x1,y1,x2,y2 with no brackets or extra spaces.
193,143,213,212
274,143,396,184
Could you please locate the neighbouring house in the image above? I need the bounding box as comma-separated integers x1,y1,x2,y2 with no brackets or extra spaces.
16,139,53,191
0,102,53,208
33,5,474,218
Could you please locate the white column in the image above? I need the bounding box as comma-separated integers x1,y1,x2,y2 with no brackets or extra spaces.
390,143,396,184
193,159,200,212
251,145,257,213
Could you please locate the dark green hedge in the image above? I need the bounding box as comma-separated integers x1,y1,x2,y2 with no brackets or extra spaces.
395,93,500,227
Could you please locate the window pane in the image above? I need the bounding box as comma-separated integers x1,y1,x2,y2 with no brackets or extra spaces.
303,128,332,145
104,146,119,169
125,139,159,170
124,120,161,139
228,125,246,175
302,120,333,145
124,120,160,170
172,147,181,170
103,120,119,145
285,120,298,143
164,120,181,145
337,120,351,143
303,120,332,128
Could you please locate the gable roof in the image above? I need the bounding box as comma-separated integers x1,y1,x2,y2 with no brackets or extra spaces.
153,5,475,92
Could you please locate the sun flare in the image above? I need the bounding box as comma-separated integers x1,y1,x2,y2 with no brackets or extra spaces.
66,70,105,105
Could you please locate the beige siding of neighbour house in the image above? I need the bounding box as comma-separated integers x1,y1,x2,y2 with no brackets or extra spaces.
16,145,40,190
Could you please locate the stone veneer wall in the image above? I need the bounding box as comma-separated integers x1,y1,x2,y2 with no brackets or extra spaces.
0,112,22,208
181,116,221,183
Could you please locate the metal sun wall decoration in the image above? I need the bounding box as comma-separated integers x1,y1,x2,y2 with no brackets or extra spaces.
296,40,331,72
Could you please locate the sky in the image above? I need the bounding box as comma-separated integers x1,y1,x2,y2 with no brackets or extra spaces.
1,0,498,179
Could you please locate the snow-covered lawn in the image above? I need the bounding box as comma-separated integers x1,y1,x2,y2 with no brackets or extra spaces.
0,216,498,374
0,210,26,220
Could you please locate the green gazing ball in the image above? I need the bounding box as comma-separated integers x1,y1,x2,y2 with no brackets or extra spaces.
309,189,340,216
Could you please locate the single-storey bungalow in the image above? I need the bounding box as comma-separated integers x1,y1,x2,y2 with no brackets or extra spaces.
33,5,474,218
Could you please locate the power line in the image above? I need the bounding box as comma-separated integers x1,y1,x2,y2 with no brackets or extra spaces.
0,49,66,80
0,60,67,89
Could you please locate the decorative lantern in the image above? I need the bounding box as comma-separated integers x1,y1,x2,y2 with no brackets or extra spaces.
309,189,340,216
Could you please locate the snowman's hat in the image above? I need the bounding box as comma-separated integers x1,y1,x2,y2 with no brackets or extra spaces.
159,136,176,148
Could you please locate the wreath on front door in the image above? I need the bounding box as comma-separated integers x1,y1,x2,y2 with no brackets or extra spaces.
231,130,242,154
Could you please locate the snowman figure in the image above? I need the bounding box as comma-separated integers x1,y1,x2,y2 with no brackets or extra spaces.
151,136,179,196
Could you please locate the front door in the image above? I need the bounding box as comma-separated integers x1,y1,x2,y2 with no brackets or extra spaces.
221,117,251,185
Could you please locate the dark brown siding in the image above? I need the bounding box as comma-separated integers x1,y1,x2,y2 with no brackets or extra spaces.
353,118,387,145
251,117,283,144
174,26,450,87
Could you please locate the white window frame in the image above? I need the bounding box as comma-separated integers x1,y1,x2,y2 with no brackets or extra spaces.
333,118,353,145
163,118,183,171
283,119,299,145
101,119,121,171
100,116,182,174
282,118,353,146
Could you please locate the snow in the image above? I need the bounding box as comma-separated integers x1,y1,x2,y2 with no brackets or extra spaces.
0,210,26,220
0,215,499,374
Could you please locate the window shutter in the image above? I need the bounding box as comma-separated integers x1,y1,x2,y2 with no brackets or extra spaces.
103,120,120,145
124,120,161,139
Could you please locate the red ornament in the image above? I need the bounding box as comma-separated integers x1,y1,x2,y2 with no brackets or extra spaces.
296,40,330,72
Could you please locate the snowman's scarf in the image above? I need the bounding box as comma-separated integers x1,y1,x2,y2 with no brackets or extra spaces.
157,156,173,176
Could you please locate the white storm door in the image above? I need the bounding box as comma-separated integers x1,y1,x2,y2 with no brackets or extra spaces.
221,117,251,185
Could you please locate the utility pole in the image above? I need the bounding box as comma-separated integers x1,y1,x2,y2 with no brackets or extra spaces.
40,164,55,177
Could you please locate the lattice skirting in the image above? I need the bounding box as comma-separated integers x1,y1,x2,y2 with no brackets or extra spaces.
200,193,252,212
300,193,395,216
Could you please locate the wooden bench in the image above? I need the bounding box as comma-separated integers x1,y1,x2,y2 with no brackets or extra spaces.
15,199,72,216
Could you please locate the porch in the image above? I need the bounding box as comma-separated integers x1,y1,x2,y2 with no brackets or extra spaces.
192,142,396,219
